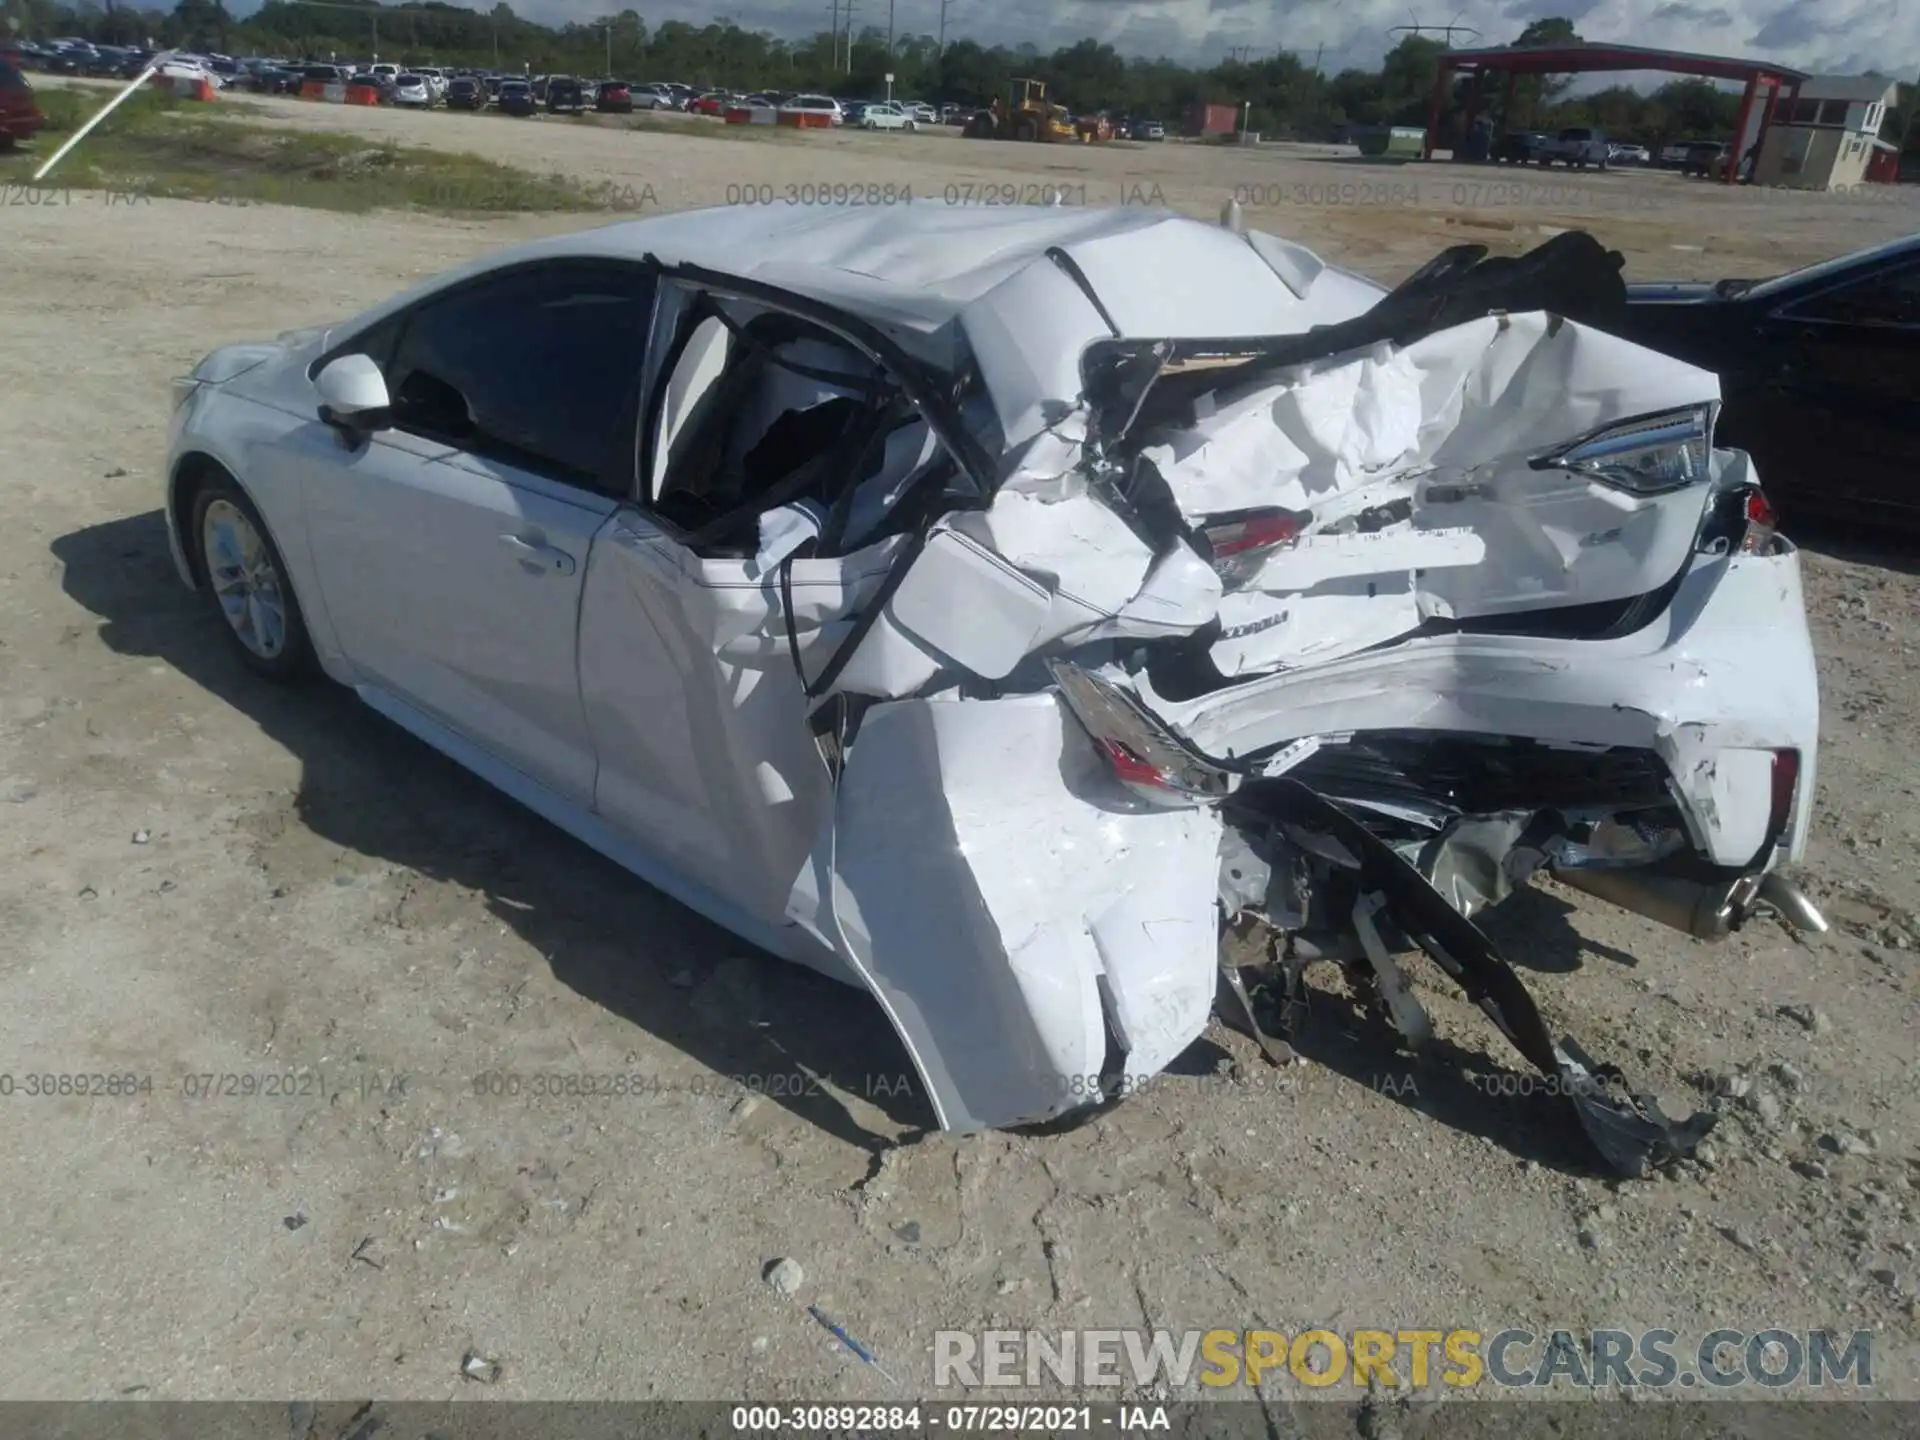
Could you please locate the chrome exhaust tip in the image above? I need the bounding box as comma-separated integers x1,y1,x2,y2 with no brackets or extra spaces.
1550,866,1826,941
1755,872,1829,934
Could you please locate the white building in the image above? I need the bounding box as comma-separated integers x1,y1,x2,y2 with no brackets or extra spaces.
1755,74,1901,189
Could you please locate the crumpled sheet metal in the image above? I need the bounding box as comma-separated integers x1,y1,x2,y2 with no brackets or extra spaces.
1232,778,1717,1178
784,694,1222,1131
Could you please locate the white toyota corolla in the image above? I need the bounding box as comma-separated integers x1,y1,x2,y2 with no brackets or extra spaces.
165,204,1823,1174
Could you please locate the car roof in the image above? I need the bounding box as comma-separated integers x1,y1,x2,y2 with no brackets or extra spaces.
343,205,1354,363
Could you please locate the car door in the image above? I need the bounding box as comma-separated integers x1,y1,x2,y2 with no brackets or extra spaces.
1745,259,1920,518
575,292,947,928
301,259,657,805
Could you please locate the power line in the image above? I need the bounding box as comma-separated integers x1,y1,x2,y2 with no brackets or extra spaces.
1387,20,1481,44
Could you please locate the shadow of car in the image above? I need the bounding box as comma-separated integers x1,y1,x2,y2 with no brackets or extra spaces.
51,508,933,1148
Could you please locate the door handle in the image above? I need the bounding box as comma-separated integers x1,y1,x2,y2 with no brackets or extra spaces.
499,533,577,575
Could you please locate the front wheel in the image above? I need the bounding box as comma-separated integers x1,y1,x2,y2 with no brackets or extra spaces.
191,475,312,680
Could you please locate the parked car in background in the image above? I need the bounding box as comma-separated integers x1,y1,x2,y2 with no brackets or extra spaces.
370,63,397,83
1609,234,1920,528
497,79,535,115
0,55,47,150
780,93,842,124
347,71,395,102
1609,142,1650,164
419,67,448,100
690,90,731,115
858,101,916,131
594,80,632,113
1680,141,1727,177
1491,130,1551,164
546,76,585,114
1131,118,1165,140
1542,125,1610,168
1659,139,1702,167
904,101,937,123
631,83,672,109
391,72,433,107
445,76,485,110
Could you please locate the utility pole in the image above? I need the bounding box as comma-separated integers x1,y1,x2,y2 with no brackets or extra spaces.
830,0,839,69
938,0,951,53
886,0,893,57
842,0,855,72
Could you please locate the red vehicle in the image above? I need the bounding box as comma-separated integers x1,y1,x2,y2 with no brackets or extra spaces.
690,90,731,116
595,80,633,113
0,55,46,149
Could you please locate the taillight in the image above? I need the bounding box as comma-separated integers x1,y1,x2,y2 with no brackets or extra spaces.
1197,507,1306,589
1697,484,1784,557
1048,660,1236,808
1741,490,1780,553
1768,748,1799,838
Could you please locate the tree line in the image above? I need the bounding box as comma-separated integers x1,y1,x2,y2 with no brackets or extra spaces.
14,0,1916,149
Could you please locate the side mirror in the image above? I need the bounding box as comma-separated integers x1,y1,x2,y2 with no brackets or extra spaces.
316,353,391,433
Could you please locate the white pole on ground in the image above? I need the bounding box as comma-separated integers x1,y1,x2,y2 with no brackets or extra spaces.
34,50,176,181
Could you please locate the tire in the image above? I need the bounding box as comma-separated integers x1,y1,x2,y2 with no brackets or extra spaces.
1015,117,1039,142
905,121,916,132
189,474,313,681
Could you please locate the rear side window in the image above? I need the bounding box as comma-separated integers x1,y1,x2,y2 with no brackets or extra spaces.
1785,265,1920,328
382,261,658,495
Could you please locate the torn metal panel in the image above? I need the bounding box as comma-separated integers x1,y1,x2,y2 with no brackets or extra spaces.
961,259,1114,451
786,694,1222,1132
1229,777,1716,1177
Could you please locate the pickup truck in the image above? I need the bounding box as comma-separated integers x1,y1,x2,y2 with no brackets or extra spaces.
1541,126,1610,169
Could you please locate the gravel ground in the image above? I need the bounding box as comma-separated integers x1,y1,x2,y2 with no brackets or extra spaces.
2,93,1919,1405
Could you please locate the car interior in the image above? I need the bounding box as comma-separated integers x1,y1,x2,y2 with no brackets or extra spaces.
646,297,951,560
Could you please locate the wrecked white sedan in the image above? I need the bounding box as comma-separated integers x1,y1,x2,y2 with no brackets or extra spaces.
165,204,1823,1176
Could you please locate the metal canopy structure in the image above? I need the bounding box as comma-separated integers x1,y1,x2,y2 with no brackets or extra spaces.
1424,42,1812,182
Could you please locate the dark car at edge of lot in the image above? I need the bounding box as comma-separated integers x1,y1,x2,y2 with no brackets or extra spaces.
0,54,47,149
497,80,536,116
1491,131,1551,164
445,76,485,110
545,75,585,114
1610,235,1920,530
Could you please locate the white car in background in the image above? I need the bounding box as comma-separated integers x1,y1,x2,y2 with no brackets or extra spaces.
391,72,433,107
859,102,917,132
780,93,843,124
417,66,448,100
163,204,1821,1176
903,101,937,123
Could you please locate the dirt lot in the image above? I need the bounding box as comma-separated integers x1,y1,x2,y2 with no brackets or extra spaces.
2,89,1920,1406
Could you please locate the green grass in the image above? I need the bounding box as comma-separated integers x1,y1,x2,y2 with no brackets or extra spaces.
3,86,649,215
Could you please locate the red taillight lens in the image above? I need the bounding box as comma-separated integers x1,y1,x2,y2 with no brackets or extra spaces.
1198,508,1307,587
1768,748,1799,837
1739,489,1780,553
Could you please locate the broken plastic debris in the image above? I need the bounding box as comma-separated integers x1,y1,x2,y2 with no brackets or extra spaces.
460,1351,502,1384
